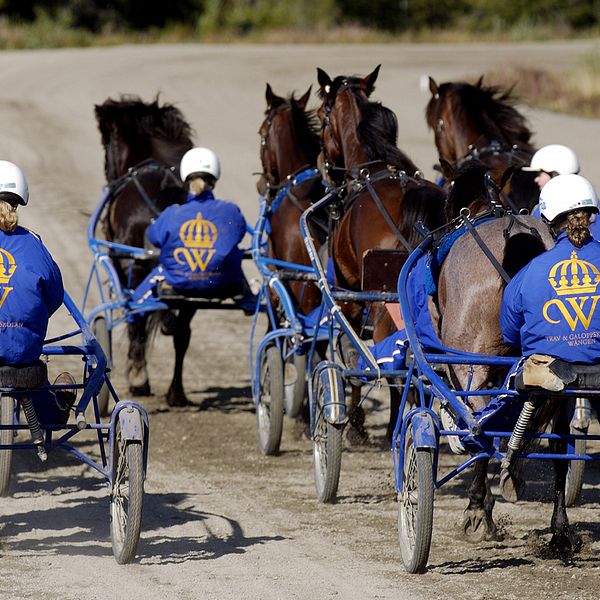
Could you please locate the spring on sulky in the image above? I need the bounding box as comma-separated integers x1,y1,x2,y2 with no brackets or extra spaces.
20,395,47,461
501,399,536,470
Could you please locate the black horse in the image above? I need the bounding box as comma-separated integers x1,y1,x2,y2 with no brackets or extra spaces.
95,95,195,406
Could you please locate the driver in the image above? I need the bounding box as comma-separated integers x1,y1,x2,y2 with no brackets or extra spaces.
501,174,600,383
130,147,255,311
0,160,75,423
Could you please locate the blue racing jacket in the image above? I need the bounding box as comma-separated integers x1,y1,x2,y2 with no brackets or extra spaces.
147,191,247,291
501,232,600,363
0,226,64,364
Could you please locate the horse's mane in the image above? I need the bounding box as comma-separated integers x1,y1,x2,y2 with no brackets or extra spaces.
445,160,493,220
426,81,535,152
95,95,194,179
269,92,321,161
357,99,419,174
96,95,193,144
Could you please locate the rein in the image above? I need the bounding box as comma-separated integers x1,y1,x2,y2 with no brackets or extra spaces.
107,159,181,217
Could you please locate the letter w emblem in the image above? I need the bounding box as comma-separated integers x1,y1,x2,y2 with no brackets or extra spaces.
174,248,215,272
543,296,600,331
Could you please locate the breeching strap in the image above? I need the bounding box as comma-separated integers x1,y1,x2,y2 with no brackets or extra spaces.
462,216,512,284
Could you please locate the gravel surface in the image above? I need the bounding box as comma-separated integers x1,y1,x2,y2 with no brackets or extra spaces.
0,41,598,600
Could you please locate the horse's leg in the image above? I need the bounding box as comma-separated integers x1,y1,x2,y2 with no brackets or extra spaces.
549,401,581,555
166,306,196,407
463,459,498,541
126,317,151,396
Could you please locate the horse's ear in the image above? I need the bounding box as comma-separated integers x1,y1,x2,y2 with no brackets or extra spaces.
364,64,381,96
475,74,484,88
317,68,332,95
439,158,455,181
265,83,274,108
428,76,439,98
297,86,312,110
265,83,285,111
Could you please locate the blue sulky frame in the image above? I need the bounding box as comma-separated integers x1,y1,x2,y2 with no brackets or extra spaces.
395,236,600,495
299,187,599,557
0,291,150,491
250,194,332,407
83,188,262,329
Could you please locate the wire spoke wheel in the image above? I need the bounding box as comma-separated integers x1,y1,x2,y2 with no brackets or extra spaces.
565,429,587,507
256,345,284,455
312,368,343,503
397,426,434,574
0,395,15,497
110,424,144,564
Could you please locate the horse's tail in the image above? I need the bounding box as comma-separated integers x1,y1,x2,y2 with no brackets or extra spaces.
502,230,547,280
145,310,164,351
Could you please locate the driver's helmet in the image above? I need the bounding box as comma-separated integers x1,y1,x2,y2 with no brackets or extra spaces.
0,160,28,206
539,174,598,223
523,144,580,176
180,147,221,182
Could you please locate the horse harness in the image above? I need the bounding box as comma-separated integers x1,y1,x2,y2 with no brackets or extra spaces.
106,159,182,217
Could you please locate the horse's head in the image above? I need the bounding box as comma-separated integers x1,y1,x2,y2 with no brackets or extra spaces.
258,84,319,198
426,76,535,169
95,96,194,183
316,65,380,182
444,159,518,221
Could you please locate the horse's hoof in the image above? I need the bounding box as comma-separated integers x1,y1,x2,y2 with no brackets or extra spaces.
166,389,189,407
499,467,525,503
129,382,151,397
547,531,581,559
462,509,498,542
346,424,369,447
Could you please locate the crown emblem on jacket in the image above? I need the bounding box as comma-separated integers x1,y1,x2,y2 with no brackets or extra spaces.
179,212,218,249
548,250,600,296
0,248,16,285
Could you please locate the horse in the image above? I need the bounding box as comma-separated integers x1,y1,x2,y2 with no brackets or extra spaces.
432,160,580,546
425,76,539,211
316,65,447,443
94,95,195,406
257,83,326,316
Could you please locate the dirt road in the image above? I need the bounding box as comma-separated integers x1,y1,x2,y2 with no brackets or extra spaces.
0,42,598,600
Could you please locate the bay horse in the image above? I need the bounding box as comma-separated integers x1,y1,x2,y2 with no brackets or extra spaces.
432,160,586,551
316,66,447,443
257,83,326,315
426,76,539,211
95,95,194,406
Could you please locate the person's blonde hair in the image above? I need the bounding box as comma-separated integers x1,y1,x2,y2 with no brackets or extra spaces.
188,175,215,196
0,199,18,232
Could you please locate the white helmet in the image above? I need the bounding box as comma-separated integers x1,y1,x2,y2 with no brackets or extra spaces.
539,174,598,223
180,147,221,182
0,160,28,206
522,144,580,175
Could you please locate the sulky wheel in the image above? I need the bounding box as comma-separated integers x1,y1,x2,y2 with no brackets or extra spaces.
92,316,112,417
256,345,284,456
397,424,434,574
565,428,587,507
283,352,307,419
312,367,343,503
110,421,144,564
0,395,15,497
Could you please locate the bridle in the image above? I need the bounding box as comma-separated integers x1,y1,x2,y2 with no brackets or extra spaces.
319,79,369,185
259,104,320,214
